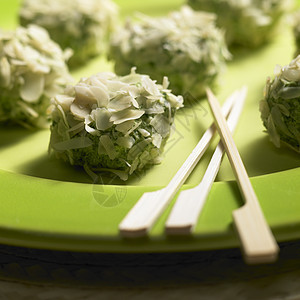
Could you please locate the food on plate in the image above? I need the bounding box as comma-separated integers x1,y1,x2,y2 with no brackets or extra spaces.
260,55,300,153
19,0,119,68
109,5,230,99
49,68,184,180
0,25,72,128
188,0,292,48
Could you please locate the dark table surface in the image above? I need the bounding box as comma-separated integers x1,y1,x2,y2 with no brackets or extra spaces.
0,240,299,299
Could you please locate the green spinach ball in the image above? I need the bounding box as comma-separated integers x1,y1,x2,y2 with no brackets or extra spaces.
0,25,72,128
49,69,183,180
188,0,292,48
20,0,119,68
260,56,300,153
109,6,230,100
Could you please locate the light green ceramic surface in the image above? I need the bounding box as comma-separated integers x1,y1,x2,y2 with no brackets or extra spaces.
0,0,299,252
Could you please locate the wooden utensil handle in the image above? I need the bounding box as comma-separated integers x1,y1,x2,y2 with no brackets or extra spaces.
233,202,279,264
206,88,279,264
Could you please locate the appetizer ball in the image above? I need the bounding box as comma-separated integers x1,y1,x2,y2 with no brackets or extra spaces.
0,25,72,128
19,0,119,68
49,68,183,180
188,0,291,48
109,6,230,99
260,56,300,153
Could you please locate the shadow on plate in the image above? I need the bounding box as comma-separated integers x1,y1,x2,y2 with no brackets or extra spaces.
0,125,37,148
227,36,280,64
16,153,93,184
16,152,155,186
243,135,300,177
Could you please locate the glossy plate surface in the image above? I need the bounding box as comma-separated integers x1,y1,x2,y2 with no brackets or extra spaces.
0,0,299,252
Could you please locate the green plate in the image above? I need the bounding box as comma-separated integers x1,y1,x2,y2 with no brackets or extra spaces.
0,0,299,253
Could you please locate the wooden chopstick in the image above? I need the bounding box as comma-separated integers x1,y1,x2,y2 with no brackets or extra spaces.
206,88,279,264
119,90,238,237
165,86,247,234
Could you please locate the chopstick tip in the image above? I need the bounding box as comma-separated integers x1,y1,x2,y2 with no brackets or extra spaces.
205,87,213,97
